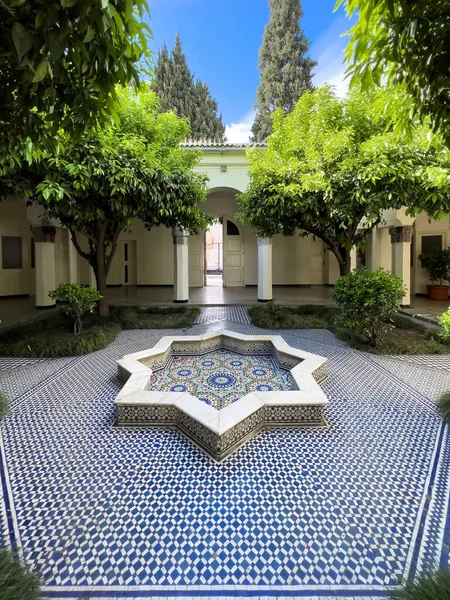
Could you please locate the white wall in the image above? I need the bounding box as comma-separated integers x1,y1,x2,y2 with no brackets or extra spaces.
0,198,33,296
55,227,70,286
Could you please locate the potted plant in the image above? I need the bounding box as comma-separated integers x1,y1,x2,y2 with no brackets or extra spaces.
418,247,450,300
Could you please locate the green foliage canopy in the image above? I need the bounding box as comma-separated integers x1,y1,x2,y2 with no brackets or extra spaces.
0,0,151,135
26,87,212,316
337,0,450,144
239,86,450,275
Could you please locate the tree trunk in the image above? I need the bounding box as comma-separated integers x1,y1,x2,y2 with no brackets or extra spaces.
340,247,352,276
93,246,109,318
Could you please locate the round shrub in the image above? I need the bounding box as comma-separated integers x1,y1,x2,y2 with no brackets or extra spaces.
437,307,450,341
332,268,406,347
49,283,102,335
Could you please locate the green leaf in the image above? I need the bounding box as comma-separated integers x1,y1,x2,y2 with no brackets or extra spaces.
32,60,49,83
12,23,32,61
48,36,66,60
84,26,95,43
60,0,79,7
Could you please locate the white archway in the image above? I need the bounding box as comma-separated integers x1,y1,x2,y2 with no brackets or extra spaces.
189,188,247,288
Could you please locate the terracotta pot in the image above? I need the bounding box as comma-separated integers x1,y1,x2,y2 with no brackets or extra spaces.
427,285,450,301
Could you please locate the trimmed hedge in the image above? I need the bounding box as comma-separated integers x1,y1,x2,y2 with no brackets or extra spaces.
248,303,450,355
0,305,200,358
248,303,331,330
112,306,200,330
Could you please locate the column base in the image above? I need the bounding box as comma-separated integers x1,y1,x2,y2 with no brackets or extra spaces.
258,298,273,303
36,304,57,309
174,299,189,304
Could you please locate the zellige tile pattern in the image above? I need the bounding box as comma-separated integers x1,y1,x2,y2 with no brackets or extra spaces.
0,319,449,599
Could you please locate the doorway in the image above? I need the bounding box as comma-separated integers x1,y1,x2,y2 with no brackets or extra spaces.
223,217,244,286
205,222,223,286
120,240,137,286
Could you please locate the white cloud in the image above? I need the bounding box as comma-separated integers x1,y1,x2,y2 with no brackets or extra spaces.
225,110,255,143
310,16,352,97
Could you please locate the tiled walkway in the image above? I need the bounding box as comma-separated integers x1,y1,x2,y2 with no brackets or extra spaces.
1,310,450,600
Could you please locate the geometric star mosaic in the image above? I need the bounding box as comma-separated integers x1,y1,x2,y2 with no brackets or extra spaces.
151,349,295,408
1,313,450,600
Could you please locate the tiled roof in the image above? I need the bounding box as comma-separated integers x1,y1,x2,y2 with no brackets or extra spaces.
181,139,266,149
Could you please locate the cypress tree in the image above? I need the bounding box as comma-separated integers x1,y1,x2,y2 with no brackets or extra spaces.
152,44,174,114
153,34,226,142
251,0,316,142
193,81,226,142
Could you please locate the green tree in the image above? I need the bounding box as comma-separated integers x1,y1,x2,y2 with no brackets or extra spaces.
25,87,211,317
152,34,225,142
0,0,151,142
239,86,450,275
337,0,450,144
193,81,226,142
251,0,316,142
152,44,175,114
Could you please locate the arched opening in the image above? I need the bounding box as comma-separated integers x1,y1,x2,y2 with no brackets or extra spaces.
205,219,223,286
200,188,244,288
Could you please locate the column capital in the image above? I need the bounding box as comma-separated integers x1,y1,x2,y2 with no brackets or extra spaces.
31,225,56,243
389,225,412,244
257,237,272,246
172,228,189,245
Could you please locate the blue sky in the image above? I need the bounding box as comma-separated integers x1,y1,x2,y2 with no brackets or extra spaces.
146,0,354,141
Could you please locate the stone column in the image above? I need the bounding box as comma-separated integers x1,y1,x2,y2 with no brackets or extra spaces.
257,237,273,302
366,227,392,272
389,225,413,306
173,229,189,303
32,225,56,308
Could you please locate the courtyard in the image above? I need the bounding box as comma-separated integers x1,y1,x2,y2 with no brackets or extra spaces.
1,307,449,599
2,0,450,597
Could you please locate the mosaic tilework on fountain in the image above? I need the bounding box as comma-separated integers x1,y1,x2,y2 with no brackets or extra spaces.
0,323,450,599
150,348,295,408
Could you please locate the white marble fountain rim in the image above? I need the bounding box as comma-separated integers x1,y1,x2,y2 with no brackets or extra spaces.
115,330,328,436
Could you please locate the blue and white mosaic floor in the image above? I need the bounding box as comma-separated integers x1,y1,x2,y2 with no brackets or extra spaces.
151,349,295,409
1,310,450,600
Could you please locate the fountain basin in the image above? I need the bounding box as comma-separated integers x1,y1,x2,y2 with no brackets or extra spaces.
115,330,328,461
